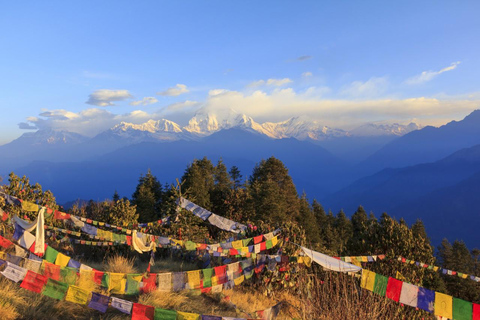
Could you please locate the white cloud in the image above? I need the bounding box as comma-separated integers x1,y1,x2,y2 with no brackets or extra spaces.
86,89,133,106
129,97,159,106
157,84,189,96
302,72,313,78
341,77,389,98
247,78,293,88
405,61,461,85
18,122,37,130
19,87,480,136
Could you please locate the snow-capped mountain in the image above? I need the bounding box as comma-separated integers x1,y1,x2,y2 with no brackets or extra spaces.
349,122,422,137
6,129,88,147
261,117,349,140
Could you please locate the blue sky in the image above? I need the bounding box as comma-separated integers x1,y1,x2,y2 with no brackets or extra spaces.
1,1,479,144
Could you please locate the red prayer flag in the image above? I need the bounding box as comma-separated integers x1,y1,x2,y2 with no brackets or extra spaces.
229,248,239,255
0,235,13,248
473,303,480,320
126,236,132,246
54,210,71,220
132,303,155,320
141,273,157,293
1,210,8,222
43,262,61,280
386,277,403,302
93,271,104,285
21,270,48,293
214,265,227,284
260,242,267,251
29,243,47,257
254,235,263,244
201,286,212,294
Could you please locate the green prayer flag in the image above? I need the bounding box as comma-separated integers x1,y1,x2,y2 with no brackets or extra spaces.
154,308,177,320
453,297,472,320
101,273,109,288
60,267,78,285
112,233,123,242
42,278,69,300
202,268,213,288
242,238,252,247
93,221,98,226
185,241,196,251
266,239,273,249
373,274,388,296
45,246,59,263
125,274,142,295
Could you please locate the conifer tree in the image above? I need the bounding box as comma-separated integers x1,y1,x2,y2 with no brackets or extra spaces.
131,169,163,222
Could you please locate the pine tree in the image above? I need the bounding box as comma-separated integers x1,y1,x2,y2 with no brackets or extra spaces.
131,169,163,222
248,157,300,223
181,157,215,209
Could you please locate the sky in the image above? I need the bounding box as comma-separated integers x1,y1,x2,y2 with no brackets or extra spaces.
1,1,480,145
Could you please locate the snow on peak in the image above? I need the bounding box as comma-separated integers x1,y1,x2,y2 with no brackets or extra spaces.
113,119,182,133
350,122,422,137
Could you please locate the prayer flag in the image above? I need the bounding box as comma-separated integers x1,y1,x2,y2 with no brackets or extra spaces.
187,270,201,290
65,285,90,305
232,240,243,249
473,303,480,320
94,270,104,285
373,274,388,296
435,292,453,319
399,282,418,308
233,274,245,286
157,272,172,292
386,277,402,302
20,270,48,293
67,259,81,269
55,252,71,267
88,292,109,313
0,235,13,248
111,297,133,314
185,241,197,251
126,274,143,295
19,231,36,250
42,278,68,300
201,316,221,320
360,269,376,292
242,238,252,247
60,267,78,285
453,297,472,320
1,261,27,282
109,273,126,294
177,311,201,320
214,265,227,284
254,235,263,244
203,268,213,288
22,201,39,212
44,246,59,263
154,308,177,320
43,261,61,280
5,253,22,266
132,303,155,320
142,273,157,293
23,259,42,273
417,287,435,312
172,272,185,291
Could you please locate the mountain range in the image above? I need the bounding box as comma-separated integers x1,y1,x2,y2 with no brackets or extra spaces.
1,109,480,246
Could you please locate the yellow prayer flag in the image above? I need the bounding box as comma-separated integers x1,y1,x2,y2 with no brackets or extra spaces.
462,274,468,279
303,256,312,267
271,236,278,247
187,270,201,289
241,247,249,254
109,273,126,294
234,275,245,286
396,271,407,281
433,266,439,271
350,257,362,267
65,285,90,305
78,270,94,290
360,269,376,292
232,240,243,249
55,253,71,267
176,311,200,320
434,292,452,319
361,256,368,262
211,276,218,286
21,201,39,212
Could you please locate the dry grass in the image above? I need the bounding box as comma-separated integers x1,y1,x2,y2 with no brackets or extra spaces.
104,255,138,274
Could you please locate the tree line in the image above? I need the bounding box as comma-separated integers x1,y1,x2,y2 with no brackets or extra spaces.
1,156,479,302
